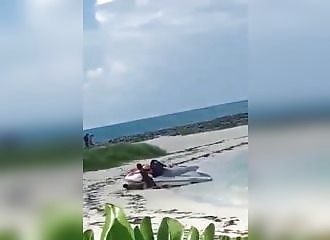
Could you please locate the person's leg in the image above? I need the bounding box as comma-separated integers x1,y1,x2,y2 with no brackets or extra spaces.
145,175,157,188
151,179,157,187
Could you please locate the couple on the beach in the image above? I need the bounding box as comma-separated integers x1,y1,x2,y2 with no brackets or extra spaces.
123,160,167,190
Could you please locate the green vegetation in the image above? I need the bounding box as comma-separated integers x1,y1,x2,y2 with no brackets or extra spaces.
0,142,80,171
83,203,247,240
83,143,167,172
3,203,330,240
0,206,81,240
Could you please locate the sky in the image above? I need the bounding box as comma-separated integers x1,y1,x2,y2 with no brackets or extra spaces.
1,0,328,131
249,0,330,110
83,0,248,129
0,0,81,131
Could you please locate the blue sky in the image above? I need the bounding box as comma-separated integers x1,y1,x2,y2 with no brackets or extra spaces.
0,0,81,131
2,0,327,130
249,0,330,110
83,0,248,129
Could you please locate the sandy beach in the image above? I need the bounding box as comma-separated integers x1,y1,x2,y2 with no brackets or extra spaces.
83,125,248,239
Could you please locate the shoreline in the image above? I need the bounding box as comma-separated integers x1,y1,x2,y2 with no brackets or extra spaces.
83,125,248,239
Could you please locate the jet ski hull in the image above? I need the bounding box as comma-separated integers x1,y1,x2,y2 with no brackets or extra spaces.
124,165,199,183
124,165,212,188
161,165,199,177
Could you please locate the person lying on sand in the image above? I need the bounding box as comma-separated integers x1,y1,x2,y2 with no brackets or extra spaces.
122,183,161,190
122,183,183,190
137,163,157,189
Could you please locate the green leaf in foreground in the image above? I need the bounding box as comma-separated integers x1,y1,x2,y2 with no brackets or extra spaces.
134,226,145,240
111,204,134,237
219,236,230,240
157,217,169,240
186,227,199,240
167,218,184,240
83,230,94,240
42,213,81,240
140,217,154,240
100,204,113,240
0,231,18,240
106,219,133,240
202,223,215,240
101,204,134,240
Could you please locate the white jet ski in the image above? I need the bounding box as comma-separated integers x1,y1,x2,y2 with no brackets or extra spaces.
124,164,212,188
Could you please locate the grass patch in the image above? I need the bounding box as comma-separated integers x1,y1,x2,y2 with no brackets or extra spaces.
83,143,167,172
0,141,80,171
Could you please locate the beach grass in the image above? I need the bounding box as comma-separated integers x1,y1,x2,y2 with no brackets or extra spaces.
0,141,80,171
83,143,167,172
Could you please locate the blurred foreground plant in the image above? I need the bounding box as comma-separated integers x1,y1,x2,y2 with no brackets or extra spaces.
0,205,81,240
83,203,247,240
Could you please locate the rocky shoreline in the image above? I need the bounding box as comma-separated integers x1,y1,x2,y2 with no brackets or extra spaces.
108,112,248,144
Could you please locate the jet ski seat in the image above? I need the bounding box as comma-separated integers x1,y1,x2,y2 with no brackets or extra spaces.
150,160,167,177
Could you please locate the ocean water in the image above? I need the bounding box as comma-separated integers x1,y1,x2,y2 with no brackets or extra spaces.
85,100,248,143
173,149,248,208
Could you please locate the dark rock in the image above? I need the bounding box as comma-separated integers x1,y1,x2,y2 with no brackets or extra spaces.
202,153,210,158
108,113,248,144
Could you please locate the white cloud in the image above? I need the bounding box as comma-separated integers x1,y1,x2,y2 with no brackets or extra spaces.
84,0,247,128
97,0,115,6
118,11,164,30
135,0,150,7
95,10,113,23
109,60,127,74
27,0,60,9
86,67,104,79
